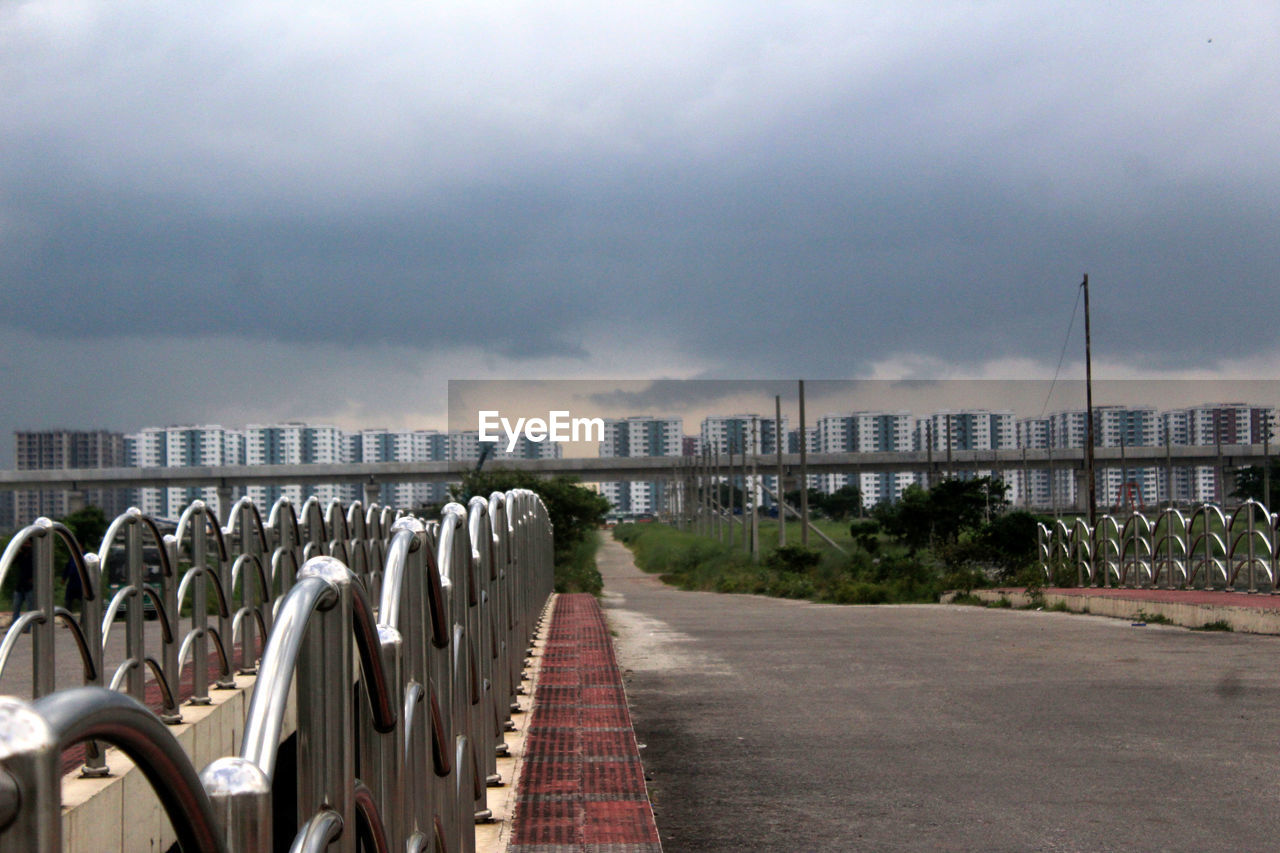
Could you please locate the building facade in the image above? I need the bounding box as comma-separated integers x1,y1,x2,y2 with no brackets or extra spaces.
12,430,129,527
599,416,682,515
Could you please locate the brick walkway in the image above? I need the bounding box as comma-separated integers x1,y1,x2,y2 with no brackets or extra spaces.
510,594,661,853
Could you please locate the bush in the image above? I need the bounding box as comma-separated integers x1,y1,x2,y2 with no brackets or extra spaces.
614,524,953,606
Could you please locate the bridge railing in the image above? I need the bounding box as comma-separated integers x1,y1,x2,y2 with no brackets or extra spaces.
1037,500,1280,593
0,488,554,852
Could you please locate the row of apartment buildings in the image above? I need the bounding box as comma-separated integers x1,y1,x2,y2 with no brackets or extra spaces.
599,403,1276,515
8,402,1275,527
9,424,560,527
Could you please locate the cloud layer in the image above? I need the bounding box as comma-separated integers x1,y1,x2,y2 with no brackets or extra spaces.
3,2,1279,463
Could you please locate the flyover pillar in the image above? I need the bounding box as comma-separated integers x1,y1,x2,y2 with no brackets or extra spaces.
364,480,381,508
216,484,234,522
66,489,86,513
1074,469,1092,514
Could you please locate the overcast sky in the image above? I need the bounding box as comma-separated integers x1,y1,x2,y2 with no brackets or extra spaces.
3,2,1279,465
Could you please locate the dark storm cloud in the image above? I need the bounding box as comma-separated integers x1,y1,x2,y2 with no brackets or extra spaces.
2,1,1280,455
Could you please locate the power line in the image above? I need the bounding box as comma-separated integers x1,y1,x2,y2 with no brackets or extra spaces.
1038,281,1084,419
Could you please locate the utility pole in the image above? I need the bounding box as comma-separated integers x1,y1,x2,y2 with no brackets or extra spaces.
1083,274,1097,529
727,439,735,548
799,379,809,547
714,445,722,543
1265,410,1273,509
775,395,786,547
751,416,760,559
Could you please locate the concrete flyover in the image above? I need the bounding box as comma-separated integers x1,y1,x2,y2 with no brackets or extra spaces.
0,443,1269,492
599,537,1280,852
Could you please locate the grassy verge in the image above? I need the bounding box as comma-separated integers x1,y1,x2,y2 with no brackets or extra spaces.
556,530,603,595
612,522,952,604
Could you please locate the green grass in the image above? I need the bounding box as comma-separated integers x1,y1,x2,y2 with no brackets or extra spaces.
613,522,949,605
555,530,603,595
1191,620,1233,632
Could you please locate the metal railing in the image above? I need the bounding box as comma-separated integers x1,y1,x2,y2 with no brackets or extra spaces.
1038,499,1278,592
0,488,554,852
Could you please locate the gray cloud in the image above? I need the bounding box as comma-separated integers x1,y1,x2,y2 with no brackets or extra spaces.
3,2,1280,463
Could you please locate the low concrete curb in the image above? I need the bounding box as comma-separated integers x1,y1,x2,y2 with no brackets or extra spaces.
966,587,1280,634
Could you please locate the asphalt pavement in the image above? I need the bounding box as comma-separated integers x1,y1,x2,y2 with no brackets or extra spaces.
599,537,1280,852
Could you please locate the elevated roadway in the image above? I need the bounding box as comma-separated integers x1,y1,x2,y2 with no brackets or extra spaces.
0,443,1269,491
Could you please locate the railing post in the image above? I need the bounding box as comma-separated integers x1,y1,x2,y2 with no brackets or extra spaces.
0,697,61,851
295,558,357,852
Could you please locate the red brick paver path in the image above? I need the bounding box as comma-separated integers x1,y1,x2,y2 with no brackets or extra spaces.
511,594,661,853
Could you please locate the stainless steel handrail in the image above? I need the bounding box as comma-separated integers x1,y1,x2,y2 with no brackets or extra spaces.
0,489,557,853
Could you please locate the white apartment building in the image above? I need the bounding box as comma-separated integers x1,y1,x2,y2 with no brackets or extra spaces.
356,428,450,509
125,425,245,519
915,409,1016,498
699,415,789,508
599,416,682,515
812,412,914,506
242,423,350,509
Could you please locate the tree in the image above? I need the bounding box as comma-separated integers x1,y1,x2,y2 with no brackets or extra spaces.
451,471,610,563
977,510,1041,579
820,485,863,521
875,477,1010,551
59,505,110,552
1231,462,1280,508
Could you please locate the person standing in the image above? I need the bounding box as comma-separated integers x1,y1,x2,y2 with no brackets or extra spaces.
63,554,84,612
10,539,34,627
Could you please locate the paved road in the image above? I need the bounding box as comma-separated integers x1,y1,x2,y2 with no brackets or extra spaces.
599,538,1280,852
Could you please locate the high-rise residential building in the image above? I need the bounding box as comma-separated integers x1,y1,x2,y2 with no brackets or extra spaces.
915,410,1016,497
1019,407,1162,511
358,428,450,508
241,423,350,509
125,425,245,519
1162,403,1277,503
12,430,128,527
599,416,682,515
811,412,914,505
700,415,789,507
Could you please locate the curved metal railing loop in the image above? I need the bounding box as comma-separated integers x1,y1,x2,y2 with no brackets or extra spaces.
354,779,393,853
9,688,228,852
345,500,369,575
1092,514,1121,588
1119,513,1152,587
202,555,397,853
368,516,429,848
266,496,304,600
467,496,501,787
172,501,229,704
288,808,344,853
487,492,515,737
326,498,351,565
1152,507,1189,589
1069,518,1093,586
1189,503,1229,589
92,508,176,711
1227,499,1273,591
434,503,471,847
222,498,272,678
298,496,329,557
226,552,272,675
0,519,97,699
